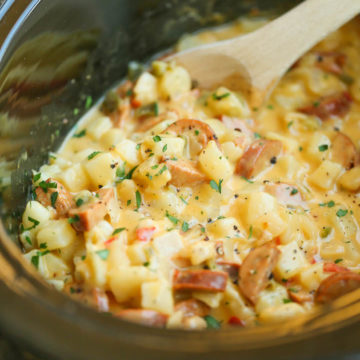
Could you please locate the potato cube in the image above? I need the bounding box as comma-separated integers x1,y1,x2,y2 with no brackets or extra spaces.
224,282,255,320
84,152,117,188
259,303,305,323
134,72,158,105
192,292,223,308
221,141,244,163
22,201,51,230
141,280,174,314
297,263,327,291
37,219,77,250
190,241,216,265
87,248,108,288
114,139,141,166
127,243,150,265
255,280,288,313
43,253,71,280
116,179,139,208
338,167,360,191
265,132,299,153
306,133,330,163
203,119,229,142
87,116,113,140
153,230,184,257
101,128,125,148
107,239,131,270
109,266,156,303
140,135,185,160
85,220,114,245
207,87,250,118
199,140,233,181
274,241,307,279
58,163,90,192
207,217,242,239
24,249,48,277
133,158,171,189
159,66,191,100
308,160,343,190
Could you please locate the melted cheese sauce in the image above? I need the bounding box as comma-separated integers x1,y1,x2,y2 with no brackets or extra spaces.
20,17,360,329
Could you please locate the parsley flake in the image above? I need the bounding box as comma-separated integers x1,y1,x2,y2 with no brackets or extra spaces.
210,179,223,194
182,221,189,232
166,211,179,225
204,315,221,329
336,209,348,217
50,192,58,208
153,135,161,143
335,258,343,264
112,228,126,235
96,249,109,260
318,144,329,152
88,151,101,160
73,129,86,138
212,93,230,101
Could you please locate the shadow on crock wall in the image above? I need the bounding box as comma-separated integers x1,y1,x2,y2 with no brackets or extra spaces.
3,1,360,360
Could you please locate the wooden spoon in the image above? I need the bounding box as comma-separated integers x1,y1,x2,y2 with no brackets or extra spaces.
170,0,360,107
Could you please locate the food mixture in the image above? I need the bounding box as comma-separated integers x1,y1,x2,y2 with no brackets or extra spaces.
20,16,360,329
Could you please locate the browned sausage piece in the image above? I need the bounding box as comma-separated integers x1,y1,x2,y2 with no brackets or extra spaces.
265,183,305,208
298,91,352,120
68,188,114,232
216,260,241,283
236,139,282,179
165,119,219,148
165,159,207,187
288,287,313,304
35,178,74,217
116,309,168,327
331,132,357,170
174,299,210,317
315,272,360,304
173,269,228,292
315,51,347,75
220,115,253,137
239,242,280,304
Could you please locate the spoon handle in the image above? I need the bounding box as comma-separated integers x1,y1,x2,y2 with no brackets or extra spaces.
230,0,360,93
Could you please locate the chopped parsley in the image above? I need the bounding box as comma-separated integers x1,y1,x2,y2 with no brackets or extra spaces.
283,298,292,304
287,121,294,128
180,196,188,205
182,221,189,232
204,315,221,329
38,181,57,193
254,132,261,139
166,211,179,225
162,144,168,152
267,104,274,110
33,173,41,183
135,191,141,209
248,225,253,239
27,217,40,230
290,188,298,196
88,151,101,160
73,129,86,138
143,261,150,267
68,215,80,224
116,165,139,183
241,176,254,184
153,135,161,143
318,144,329,152
112,227,126,235
96,249,109,260
76,198,84,207
157,165,167,175
25,236,32,246
320,227,332,238
210,179,223,194
319,200,335,208
336,209,348,217
127,200,131,206
31,255,39,269
334,258,343,264
195,130,200,136
85,96,93,109
39,243,47,249
212,93,230,101
50,192,58,208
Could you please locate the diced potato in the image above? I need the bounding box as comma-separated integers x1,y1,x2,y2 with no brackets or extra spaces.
22,201,51,230
116,179,139,208
107,238,131,270
148,189,186,216
24,249,48,276
86,248,108,288
37,219,77,250
134,72,158,105
159,65,191,100
19,230,36,251
203,119,229,142
114,139,141,166
43,253,71,280
37,165,61,181
207,217,242,239
320,240,345,260
127,242,150,265
306,132,331,163
274,241,308,279
101,128,125,148
47,279,65,291
199,140,233,181
140,135,185,160
152,60,168,77
256,280,288,313
308,160,343,190
133,158,171,189
193,292,223,308
207,87,250,118
84,152,117,188
109,266,156,302
297,263,327,291
190,241,216,265
259,303,305,323
338,167,360,191
58,163,90,192
85,220,114,245
141,280,174,314
87,116,113,140
245,192,287,238
283,112,320,132
224,282,255,320
221,141,244,163
153,230,184,257
275,155,302,179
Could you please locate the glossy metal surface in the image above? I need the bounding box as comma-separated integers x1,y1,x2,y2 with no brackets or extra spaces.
1,1,360,359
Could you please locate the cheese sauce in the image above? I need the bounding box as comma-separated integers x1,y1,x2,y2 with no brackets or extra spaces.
20,16,360,329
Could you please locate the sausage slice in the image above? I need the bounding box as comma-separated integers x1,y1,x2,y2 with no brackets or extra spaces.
116,309,168,327
165,159,207,187
315,51,347,75
265,183,305,208
331,132,357,170
174,299,210,317
315,272,360,304
239,242,280,304
35,178,74,217
68,188,115,232
236,139,282,179
298,91,352,120
173,269,228,292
